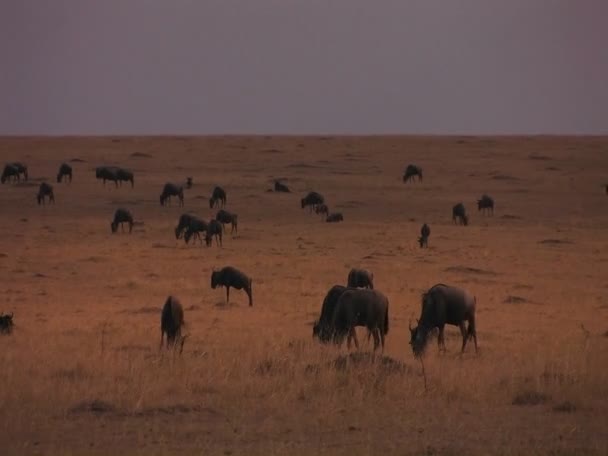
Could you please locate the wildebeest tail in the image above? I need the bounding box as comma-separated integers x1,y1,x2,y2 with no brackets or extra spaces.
384,304,389,335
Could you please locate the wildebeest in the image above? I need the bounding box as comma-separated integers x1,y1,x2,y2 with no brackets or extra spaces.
347,268,374,289
301,191,324,212
37,183,55,205
57,163,73,183
160,296,185,352
111,208,133,233
331,288,389,352
2,162,27,183
116,168,134,187
209,186,227,209
403,164,423,183
0,312,14,334
313,285,349,343
186,177,193,189
205,219,223,247
184,217,208,245
419,223,430,248
326,213,344,223
477,194,494,215
409,283,478,357
175,213,196,239
160,183,184,206
315,204,329,217
95,166,120,186
274,180,290,193
452,203,468,226
211,266,253,306
216,210,238,234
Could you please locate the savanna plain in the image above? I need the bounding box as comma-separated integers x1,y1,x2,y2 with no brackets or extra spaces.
0,136,607,456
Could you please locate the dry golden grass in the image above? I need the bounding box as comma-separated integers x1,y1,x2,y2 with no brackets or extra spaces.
0,135,607,455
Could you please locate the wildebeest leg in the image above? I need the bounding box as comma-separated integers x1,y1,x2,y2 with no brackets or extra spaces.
350,328,359,350
226,286,230,303
459,322,468,353
159,330,164,351
372,328,380,351
438,326,446,352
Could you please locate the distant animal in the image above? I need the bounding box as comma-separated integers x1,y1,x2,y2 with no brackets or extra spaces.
186,177,193,189
184,217,208,245
111,208,133,234
315,204,329,217
205,219,223,247
331,288,389,352
37,183,55,205
116,168,134,187
419,223,430,248
409,283,478,357
95,166,120,186
211,266,253,306
326,213,344,223
160,183,184,206
477,194,494,215
347,268,374,289
174,213,196,239
160,296,185,352
452,203,468,226
1,164,20,183
209,186,227,209
216,210,238,234
403,164,423,183
301,191,324,212
11,162,28,180
274,180,290,193
0,312,14,334
56,163,73,183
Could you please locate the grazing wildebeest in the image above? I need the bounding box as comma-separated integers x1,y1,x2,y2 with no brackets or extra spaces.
37,183,55,205
419,223,431,248
301,191,324,212
175,213,196,239
347,268,374,289
111,208,134,233
409,283,478,357
95,166,120,186
1,164,20,183
160,296,185,352
331,288,389,352
160,183,184,206
211,266,253,306
274,180,290,193
209,186,227,209
216,209,238,234
205,219,223,247
477,194,494,215
313,285,349,343
452,203,468,226
326,213,344,223
0,312,14,334
403,164,423,183
56,163,72,183
184,217,208,245
315,204,329,217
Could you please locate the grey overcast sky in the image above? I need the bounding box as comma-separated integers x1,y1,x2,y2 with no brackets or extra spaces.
1,1,607,135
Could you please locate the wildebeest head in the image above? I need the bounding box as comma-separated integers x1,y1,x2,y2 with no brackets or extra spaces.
0,312,14,334
160,194,166,206
211,270,220,289
462,215,469,226
300,198,305,209
209,197,215,209
110,221,118,233
312,320,333,343
174,226,182,240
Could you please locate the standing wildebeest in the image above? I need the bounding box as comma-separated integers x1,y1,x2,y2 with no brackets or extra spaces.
175,213,196,239
205,219,223,247
160,296,185,352
477,194,494,215
211,266,253,306
160,183,184,206
409,283,478,357
301,191,324,212
403,164,423,183
452,203,468,226
331,288,389,352
0,312,14,334
184,217,208,245
57,163,72,183
37,183,55,205
315,204,329,217
347,268,374,289
216,210,238,234
274,180,290,193
111,208,133,233
326,213,344,223
419,223,431,248
209,186,227,209
96,166,119,186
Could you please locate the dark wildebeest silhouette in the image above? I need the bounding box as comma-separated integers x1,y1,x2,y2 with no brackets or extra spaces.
96,166,120,186
315,204,329,217
313,285,349,343
347,268,374,289
111,208,133,233
211,266,253,306
205,219,223,247
209,186,227,209
56,163,72,183
175,213,196,239
452,203,468,226
477,194,494,215
186,177,193,189
160,183,184,206
331,288,389,352
274,180,290,193
216,210,238,234
37,183,55,205
2,162,27,183
403,164,423,183
184,217,208,245
409,283,478,357
0,312,14,334
301,191,324,212
116,168,134,187
419,223,430,248
326,213,344,223
160,296,185,353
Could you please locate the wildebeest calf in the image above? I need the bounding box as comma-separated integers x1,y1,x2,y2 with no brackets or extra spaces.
160,183,184,206
216,209,238,234
274,180,290,193
477,194,494,215
0,312,14,334
403,164,423,183
209,186,227,209
37,183,55,205
452,203,468,226
205,219,223,247
111,208,134,233
211,266,253,306
326,212,344,223
160,296,185,352
347,268,374,289
419,223,430,248
57,163,72,183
